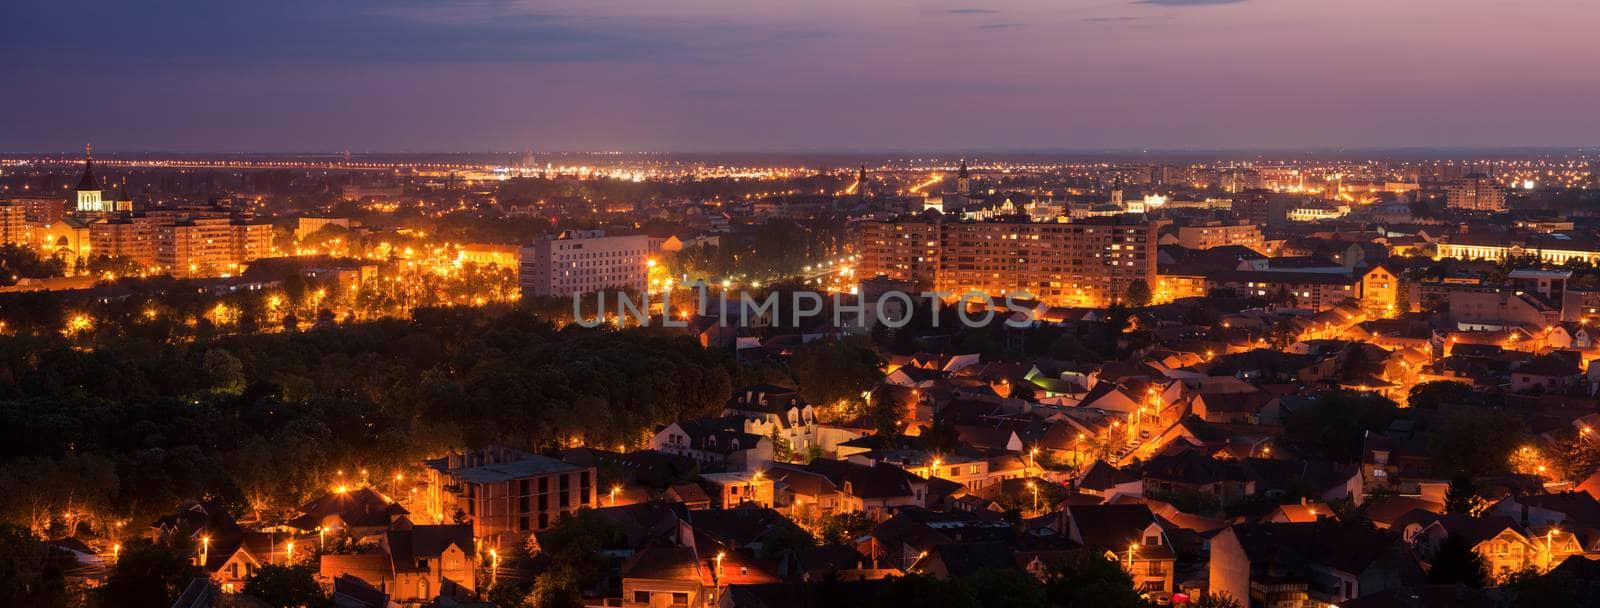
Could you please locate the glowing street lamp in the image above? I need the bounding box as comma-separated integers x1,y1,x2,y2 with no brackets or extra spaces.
489,549,500,585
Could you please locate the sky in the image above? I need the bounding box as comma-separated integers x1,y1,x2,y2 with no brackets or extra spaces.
2,0,1597,153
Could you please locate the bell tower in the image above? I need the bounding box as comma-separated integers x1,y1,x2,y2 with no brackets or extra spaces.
75,144,105,214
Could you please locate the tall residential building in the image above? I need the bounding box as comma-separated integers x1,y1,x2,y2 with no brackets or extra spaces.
157,218,274,277
1446,173,1506,211
3,196,68,225
0,203,25,246
519,230,650,298
858,214,1159,307
89,216,161,266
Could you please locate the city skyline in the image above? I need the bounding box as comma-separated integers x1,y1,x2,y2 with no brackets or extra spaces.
6,0,1599,153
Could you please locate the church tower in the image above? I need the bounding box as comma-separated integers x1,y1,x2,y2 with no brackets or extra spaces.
857,164,870,201
75,144,106,214
956,159,971,195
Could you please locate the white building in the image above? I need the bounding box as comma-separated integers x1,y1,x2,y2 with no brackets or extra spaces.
519,230,650,298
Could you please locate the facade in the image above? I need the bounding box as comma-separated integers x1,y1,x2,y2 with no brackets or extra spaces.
1446,174,1506,211
519,230,650,298
1359,265,1399,317
1172,220,1266,254
1206,270,1361,311
422,446,597,541
0,203,25,245
157,218,273,277
90,216,161,266
4,196,69,225
858,215,1159,308
456,243,521,269
317,524,476,602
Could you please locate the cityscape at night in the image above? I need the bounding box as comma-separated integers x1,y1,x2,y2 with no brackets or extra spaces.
5,1,1600,608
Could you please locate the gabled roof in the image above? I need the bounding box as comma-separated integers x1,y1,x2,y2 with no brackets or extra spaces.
1229,521,1413,577
289,487,407,531
1428,514,1526,546
803,459,921,500
926,541,1018,577
386,524,473,572
622,546,703,581
1066,503,1174,559
1078,460,1138,492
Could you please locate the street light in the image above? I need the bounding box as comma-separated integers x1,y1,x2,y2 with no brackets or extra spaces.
610,486,621,507
285,541,294,564
489,549,499,585
1027,481,1039,514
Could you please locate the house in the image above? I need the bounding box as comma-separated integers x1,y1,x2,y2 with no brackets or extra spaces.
700,471,776,509
1510,352,1584,393
153,502,290,594
317,523,477,603
652,416,775,472
1075,460,1142,500
723,385,866,459
289,486,409,539
1416,514,1540,582
864,509,1014,572
1139,449,1256,504
801,459,930,521
620,546,709,608
1210,521,1423,607
1064,503,1176,598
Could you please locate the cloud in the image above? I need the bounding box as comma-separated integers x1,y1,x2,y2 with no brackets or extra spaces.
947,8,1001,14
1133,0,1248,5
977,22,1025,30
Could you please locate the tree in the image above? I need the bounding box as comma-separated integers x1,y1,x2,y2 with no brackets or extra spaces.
242,564,331,608
527,568,585,608
789,336,884,408
1428,534,1488,588
1041,549,1151,608
1428,409,1526,478
1124,279,1152,307
1444,476,1481,515
870,573,977,608
769,427,794,463
203,348,247,396
1501,569,1577,607
1281,391,1398,462
1406,381,1491,410
818,511,874,546
963,568,1048,608
96,539,200,608
0,524,70,608
1189,592,1243,608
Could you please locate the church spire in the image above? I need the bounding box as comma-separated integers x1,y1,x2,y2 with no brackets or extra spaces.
77,143,101,192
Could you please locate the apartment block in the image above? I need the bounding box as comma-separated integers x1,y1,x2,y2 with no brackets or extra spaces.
858,215,1158,307
520,230,650,298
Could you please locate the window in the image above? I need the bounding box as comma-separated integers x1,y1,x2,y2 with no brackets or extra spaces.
671,592,689,606
634,591,650,603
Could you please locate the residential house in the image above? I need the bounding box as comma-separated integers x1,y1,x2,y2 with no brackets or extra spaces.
652,416,775,472
1065,504,1176,598
318,524,476,603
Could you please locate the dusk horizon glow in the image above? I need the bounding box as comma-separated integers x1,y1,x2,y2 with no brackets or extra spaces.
5,0,1597,153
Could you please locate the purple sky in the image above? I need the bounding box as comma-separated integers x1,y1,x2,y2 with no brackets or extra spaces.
3,0,1596,152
